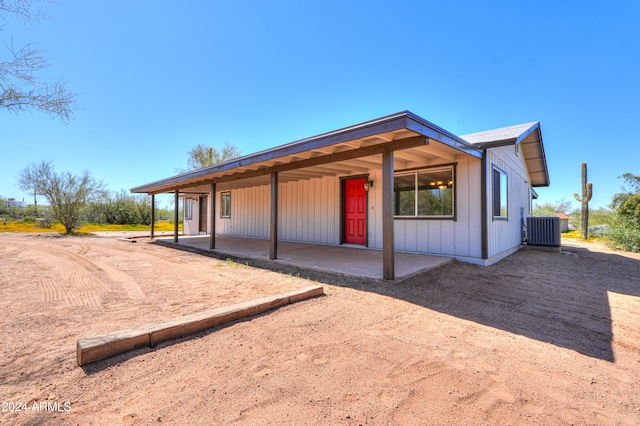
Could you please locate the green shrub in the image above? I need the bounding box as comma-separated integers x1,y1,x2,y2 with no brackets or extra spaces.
588,224,610,237
605,216,640,252
37,216,55,229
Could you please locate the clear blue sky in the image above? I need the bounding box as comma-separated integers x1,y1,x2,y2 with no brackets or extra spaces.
2,0,639,210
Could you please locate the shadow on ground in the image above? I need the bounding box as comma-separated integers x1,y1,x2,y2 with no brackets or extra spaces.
157,240,640,363
379,245,640,362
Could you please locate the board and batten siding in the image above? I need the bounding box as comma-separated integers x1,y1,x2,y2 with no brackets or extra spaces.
183,175,341,244
183,197,203,235
183,157,486,262
485,145,533,262
216,185,269,238
277,175,341,244
367,157,483,261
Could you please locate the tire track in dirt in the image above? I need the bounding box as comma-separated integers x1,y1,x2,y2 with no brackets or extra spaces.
96,264,145,299
38,277,63,303
8,240,110,308
91,243,239,302
0,246,23,260
39,245,110,308
71,270,111,295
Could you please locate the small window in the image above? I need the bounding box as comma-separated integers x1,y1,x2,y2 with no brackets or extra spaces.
220,192,231,218
394,166,454,218
492,166,508,219
184,198,193,220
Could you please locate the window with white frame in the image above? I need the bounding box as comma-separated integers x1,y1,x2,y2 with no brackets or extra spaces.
184,198,193,220
492,165,508,219
394,166,454,218
220,192,231,218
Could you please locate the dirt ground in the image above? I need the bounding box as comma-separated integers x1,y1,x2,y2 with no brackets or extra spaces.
0,233,639,425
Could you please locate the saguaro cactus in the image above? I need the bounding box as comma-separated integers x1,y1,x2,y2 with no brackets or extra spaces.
573,162,593,240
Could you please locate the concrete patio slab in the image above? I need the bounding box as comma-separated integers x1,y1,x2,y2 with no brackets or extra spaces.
153,235,453,281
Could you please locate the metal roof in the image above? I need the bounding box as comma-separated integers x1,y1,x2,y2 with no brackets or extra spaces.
461,122,539,146
130,112,549,194
131,111,483,195
461,122,550,187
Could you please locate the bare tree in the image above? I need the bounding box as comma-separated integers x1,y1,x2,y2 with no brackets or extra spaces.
532,198,573,217
176,142,242,173
17,160,105,234
1,0,77,121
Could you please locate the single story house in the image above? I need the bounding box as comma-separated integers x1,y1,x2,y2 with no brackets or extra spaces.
6,198,27,209
553,212,570,233
131,111,549,280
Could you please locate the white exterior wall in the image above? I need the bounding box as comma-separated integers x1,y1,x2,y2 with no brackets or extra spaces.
184,176,341,244
367,156,482,261
183,197,202,235
278,176,341,244
485,145,533,263
217,186,270,238
182,151,532,265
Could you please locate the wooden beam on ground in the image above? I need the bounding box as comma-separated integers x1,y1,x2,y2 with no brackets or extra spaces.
174,190,179,243
208,182,216,250
76,285,324,366
382,149,395,280
270,172,278,260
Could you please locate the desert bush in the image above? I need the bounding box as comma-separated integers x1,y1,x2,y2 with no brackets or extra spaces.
37,215,55,229
605,216,640,252
17,161,105,234
588,224,610,237
81,191,155,225
605,173,640,252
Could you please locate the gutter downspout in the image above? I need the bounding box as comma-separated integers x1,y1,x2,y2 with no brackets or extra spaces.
480,149,488,260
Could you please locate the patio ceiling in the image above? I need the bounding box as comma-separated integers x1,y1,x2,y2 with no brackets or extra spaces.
173,138,468,194
130,111,483,195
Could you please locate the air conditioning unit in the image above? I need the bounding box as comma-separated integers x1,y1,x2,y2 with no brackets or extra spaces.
527,217,561,247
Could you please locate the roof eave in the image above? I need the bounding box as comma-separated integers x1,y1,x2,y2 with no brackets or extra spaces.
404,111,483,158
131,111,483,194
131,111,411,193
531,124,550,187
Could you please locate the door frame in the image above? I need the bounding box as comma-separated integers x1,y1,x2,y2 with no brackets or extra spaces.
340,174,369,247
198,195,208,234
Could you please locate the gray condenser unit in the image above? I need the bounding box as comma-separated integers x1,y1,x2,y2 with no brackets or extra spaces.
527,217,561,247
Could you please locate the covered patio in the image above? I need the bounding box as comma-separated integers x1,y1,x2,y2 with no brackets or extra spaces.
153,235,453,281
132,111,482,280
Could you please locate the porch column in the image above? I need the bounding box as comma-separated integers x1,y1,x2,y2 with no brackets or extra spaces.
382,148,394,280
150,194,155,239
208,182,216,250
174,190,179,243
270,172,278,260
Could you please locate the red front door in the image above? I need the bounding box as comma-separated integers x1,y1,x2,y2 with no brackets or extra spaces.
344,178,367,245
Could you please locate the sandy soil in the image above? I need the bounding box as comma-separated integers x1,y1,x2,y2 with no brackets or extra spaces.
0,233,639,425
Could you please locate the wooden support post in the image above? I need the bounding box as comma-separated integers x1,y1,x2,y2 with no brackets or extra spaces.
480,151,488,260
382,149,395,280
174,190,179,243
150,194,155,239
270,172,278,260
208,182,216,250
